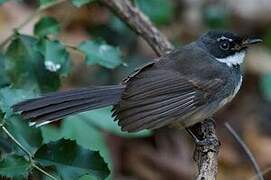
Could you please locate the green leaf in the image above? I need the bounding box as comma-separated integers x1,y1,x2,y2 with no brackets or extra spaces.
34,16,60,37
41,108,151,179
71,0,94,7
41,116,111,176
5,34,61,92
39,0,56,7
0,87,37,117
6,116,43,154
35,39,71,76
260,74,271,101
0,54,10,87
73,107,151,137
34,139,110,179
78,40,122,69
0,154,31,177
135,0,174,25
0,87,43,153
5,34,40,88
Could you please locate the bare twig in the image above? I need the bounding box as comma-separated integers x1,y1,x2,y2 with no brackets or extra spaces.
225,122,264,180
99,0,219,179
0,0,66,50
250,166,271,180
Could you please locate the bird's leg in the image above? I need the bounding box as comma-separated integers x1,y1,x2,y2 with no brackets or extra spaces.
185,128,202,144
186,118,220,147
186,119,220,161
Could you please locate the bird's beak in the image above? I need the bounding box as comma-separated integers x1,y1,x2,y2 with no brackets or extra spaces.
242,37,263,47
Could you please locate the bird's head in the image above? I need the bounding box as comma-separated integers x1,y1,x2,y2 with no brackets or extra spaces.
198,30,262,67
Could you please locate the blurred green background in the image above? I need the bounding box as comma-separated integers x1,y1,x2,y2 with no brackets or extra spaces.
0,0,271,179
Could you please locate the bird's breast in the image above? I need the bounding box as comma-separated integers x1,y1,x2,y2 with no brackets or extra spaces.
218,75,243,108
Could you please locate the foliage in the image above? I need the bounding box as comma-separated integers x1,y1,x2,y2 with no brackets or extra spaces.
0,154,31,178
0,0,268,180
79,40,123,69
0,54,9,88
0,0,162,178
34,139,110,179
0,1,133,179
34,16,60,38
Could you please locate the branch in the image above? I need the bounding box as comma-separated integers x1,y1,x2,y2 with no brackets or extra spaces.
99,0,173,56
224,122,264,180
192,119,220,180
99,0,219,179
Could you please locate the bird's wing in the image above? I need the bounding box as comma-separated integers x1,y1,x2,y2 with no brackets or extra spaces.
113,64,225,132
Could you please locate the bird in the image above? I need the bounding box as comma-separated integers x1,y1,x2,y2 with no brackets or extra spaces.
12,30,262,133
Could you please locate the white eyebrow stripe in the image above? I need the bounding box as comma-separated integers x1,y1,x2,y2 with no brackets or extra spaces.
217,36,233,42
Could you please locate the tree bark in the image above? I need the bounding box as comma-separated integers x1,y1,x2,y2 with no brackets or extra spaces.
99,0,173,56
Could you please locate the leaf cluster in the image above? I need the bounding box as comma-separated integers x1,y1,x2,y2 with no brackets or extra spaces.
0,0,172,179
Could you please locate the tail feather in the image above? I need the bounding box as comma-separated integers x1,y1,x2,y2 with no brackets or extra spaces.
21,94,119,119
12,85,125,127
13,86,123,111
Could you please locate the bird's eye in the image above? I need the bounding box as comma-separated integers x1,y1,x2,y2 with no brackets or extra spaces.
220,41,230,50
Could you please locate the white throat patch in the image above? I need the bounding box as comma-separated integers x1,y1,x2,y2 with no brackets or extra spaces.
216,51,246,67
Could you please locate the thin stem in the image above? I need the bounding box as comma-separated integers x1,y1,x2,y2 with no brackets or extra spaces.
32,163,58,180
224,122,264,180
0,124,58,180
1,125,32,158
250,166,271,180
0,0,66,50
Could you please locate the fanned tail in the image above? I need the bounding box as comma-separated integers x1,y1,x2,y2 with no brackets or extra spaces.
12,85,125,127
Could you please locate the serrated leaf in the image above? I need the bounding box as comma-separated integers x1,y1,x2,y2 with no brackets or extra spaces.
34,16,60,37
0,154,31,177
34,139,110,179
41,116,111,177
41,107,151,180
135,0,174,25
71,0,94,7
79,40,122,69
35,39,71,76
5,34,61,92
